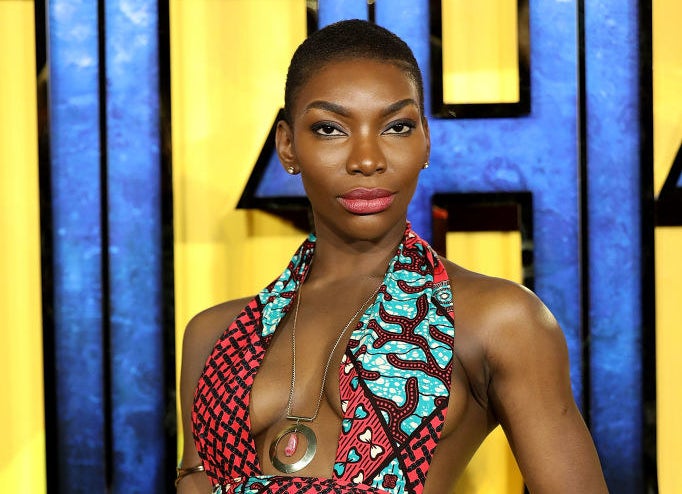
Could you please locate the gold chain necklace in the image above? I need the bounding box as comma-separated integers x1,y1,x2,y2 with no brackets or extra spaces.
268,283,381,474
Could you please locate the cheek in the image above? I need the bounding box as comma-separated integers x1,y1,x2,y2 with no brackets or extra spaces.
384,136,428,161
386,150,426,180
295,138,347,169
404,170,422,191
299,170,334,200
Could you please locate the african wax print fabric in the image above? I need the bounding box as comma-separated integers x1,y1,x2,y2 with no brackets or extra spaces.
193,226,455,494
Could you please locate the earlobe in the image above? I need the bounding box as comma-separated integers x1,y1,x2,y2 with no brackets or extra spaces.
276,120,298,174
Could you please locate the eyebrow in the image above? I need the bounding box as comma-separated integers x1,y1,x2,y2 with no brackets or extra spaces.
303,100,350,117
302,98,419,118
381,98,419,117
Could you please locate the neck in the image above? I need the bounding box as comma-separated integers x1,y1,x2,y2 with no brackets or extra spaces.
306,221,407,284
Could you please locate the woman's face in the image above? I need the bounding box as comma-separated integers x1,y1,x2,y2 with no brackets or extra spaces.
276,58,430,243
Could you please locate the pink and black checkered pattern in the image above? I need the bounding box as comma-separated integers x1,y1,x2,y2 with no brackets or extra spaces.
193,226,454,493
192,298,269,481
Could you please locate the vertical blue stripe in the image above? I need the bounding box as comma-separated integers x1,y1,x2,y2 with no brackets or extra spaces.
317,0,367,27
585,1,643,491
375,0,430,105
419,0,584,404
104,0,166,490
48,0,107,490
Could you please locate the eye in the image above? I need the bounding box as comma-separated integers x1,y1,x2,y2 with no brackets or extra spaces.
383,120,416,135
312,122,345,137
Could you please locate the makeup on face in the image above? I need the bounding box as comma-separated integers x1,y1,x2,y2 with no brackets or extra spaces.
337,188,396,215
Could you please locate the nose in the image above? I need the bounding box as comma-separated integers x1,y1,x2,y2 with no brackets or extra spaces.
346,134,386,175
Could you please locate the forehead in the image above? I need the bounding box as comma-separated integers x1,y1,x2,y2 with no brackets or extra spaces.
291,58,420,115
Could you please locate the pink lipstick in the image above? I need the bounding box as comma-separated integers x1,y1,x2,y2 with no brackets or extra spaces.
338,188,395,215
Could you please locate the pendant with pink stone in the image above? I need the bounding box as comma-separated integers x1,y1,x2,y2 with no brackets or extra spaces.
269,422,317,473
284,431,298,457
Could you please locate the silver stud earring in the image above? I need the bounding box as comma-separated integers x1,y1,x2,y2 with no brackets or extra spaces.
287,166,296,175
422,161,429,169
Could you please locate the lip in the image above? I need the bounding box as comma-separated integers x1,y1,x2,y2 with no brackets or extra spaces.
337,188,395,215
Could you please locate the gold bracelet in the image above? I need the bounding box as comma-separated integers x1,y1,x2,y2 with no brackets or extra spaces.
175,463,205,488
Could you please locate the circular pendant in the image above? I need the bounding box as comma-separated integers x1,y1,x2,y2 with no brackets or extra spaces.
269,423,317,474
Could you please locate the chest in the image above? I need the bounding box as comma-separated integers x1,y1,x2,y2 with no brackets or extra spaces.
249,315,352,437
193,291,456,492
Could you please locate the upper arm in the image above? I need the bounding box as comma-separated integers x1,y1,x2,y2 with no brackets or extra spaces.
482,283,608,493
177,299,251,492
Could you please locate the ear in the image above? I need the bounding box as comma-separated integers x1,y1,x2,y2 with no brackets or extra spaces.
275,119,298,174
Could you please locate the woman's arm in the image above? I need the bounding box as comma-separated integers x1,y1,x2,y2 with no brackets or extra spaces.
176,299,251,492
482,282,608,493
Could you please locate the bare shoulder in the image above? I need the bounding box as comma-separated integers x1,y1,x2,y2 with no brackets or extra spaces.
441,257,565,361
181,296,254,369
178,296,254,471
180,296,254,406
439,256,570,408
439,260,607,492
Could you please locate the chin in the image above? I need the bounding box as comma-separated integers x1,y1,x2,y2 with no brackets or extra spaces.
325,213,407,244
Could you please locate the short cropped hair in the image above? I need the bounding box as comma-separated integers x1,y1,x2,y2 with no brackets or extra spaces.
283,19,424,123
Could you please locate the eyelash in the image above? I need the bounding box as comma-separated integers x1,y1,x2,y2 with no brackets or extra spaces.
311,120,417,137
311,122,345,137
383,120,416,135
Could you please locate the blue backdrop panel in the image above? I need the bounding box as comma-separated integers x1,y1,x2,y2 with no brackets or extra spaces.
317,0,367,26
104,0,166,490
252,1,584,403
585,1,643,491
375,0,430,110
48,0,107,490
406,1,585,403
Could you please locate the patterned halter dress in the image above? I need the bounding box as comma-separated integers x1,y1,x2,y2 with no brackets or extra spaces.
192,226,455,493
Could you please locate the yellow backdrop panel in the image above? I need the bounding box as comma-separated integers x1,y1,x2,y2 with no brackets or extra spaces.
442,0,519,103
656,228,682,494
447,232,525,494
170,0,308,455
654,0,682,492
653,0,682,194
0,1,46,492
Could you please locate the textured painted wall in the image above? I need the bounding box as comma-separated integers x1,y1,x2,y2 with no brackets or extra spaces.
585,2,644,492
48,0,107,490
105,0,167,490
48,0,167,490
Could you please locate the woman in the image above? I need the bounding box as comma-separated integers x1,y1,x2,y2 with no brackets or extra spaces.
177,19,608,493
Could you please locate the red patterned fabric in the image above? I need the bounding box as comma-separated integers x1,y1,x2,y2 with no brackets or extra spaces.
192,226,454,493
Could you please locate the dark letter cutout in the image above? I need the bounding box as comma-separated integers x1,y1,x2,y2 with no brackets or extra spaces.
656,141,682,226
431,192,534,289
